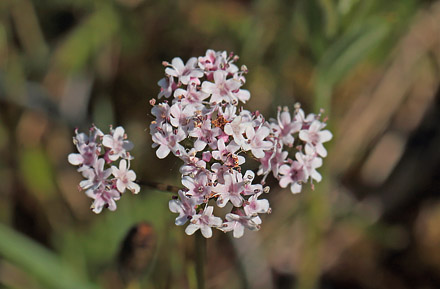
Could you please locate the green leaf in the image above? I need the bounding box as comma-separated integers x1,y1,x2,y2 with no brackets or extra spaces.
314,19,390,111
0,223,100,289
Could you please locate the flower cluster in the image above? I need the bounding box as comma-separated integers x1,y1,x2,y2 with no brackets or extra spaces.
151,50,332,238
68,125,139,213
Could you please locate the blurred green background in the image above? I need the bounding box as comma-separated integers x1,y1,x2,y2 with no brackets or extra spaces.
0,0,440,288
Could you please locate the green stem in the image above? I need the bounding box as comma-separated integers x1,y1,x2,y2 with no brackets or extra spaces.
195,231,206,289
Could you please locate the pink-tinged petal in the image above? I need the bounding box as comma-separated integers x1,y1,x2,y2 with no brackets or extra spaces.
312,157,323,168
113,126,125,139
128,182,140,194
213,70,225,84
103,168,112,179
102,135,113,147
80,179,93,189
235,89,250,102
92,203,104,214
185,224,199,235
126,170,136,181
116,180,126,193
305,143,315,156
310,120,322,132
252,148,265,159
169,199,181,213
119,159,127,171
279,177,291,188
201,81,216,94
299,131,310,142
278,164,291,175
210,216,223,227
245,126,255,139
252,216,262,225
68,153,83,165
311,171,322,182
194,139,207,151
165,67,178,77
230,195,243,207
186,57,198,68
175,215,189,226
319,130,333,143
256,199,269,213
280,111,291,125
182,177,195,191
111,165,120,177
171,57,184,70
204,206,214,217
291,182,302,194
201,226,213,238
259,126,271,138
156,145,170,159
233,224,245,238
316,143,327,157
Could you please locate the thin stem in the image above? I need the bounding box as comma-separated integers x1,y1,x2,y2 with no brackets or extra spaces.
195,231,206,289
137,180,180,194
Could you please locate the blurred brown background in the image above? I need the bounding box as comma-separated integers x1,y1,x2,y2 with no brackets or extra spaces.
0,0,439,288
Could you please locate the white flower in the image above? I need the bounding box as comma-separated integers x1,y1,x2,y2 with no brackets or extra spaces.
295,152,322,182
151,124,186,159
278,161,307,194
169,190,197,226
222,213,260,238
111,159,140,194
242,125,272,158
165,57,203,85
299,120,332,157
214,170,244,208
185,206,222,238
87,186,120,214
201,70,250,104
102,126,134,161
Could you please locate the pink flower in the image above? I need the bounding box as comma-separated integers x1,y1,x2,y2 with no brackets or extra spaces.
111,159,140,194
211,138,243,165
189,119,221,151
174,85,209,108
182,172,212,204
152,124,186,159
79,158,112,192
299,120,332,157
295,152,322,182
69,125,138,214
242,125,272,158
275,107,301,146
224,116,249,146
214,170,244,208
102,126,134,161
157,76,176,99
185,206,223,238
169,102,195,131
68,127,103,167
222,212,260,238
244,192,270,224
165,57,203,85
201,70,250,104
278,161,307,194
169,190,197,225
87,186,120,214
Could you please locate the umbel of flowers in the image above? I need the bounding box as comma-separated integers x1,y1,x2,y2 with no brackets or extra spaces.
150,50,332,238
68,125,139,213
